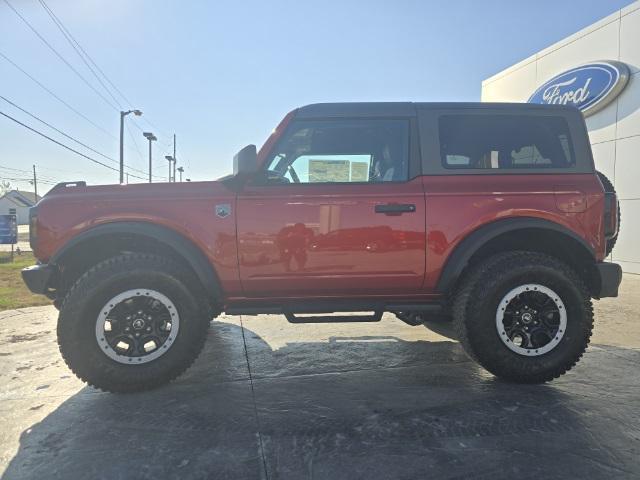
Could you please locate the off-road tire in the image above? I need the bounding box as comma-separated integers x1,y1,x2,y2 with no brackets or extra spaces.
58,253,214,393
453,251,593,383
597,170,620,256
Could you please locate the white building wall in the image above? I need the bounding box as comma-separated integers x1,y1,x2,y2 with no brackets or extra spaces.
481,1,640,274
0,198,29,225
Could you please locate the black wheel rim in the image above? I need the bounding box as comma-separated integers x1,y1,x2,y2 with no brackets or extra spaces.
95,289,180,364
496,284,567,356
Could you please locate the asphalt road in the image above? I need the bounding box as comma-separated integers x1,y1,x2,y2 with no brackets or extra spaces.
1,276,639,479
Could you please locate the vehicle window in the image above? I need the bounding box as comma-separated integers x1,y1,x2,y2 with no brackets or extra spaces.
265,119,409,183
439,115,575,169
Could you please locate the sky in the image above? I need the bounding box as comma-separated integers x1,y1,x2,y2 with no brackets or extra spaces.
0,0,635,194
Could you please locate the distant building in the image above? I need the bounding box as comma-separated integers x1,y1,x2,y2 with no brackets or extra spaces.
0,190,40,225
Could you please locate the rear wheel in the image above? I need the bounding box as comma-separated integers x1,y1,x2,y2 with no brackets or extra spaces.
58,253,214,393
453,251,593,383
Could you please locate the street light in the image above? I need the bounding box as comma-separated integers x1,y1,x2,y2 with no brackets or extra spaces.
177,166,184,182
119,109,142,183
143,132,157,183
165,155,175,182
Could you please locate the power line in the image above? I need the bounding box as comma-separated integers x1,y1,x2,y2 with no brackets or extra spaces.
0,165,56,179
0,165,33,174
0,50,152,160
2,2,173,181
1,163,87,176
36,0,123,110
130,117,171,148
36,0,172,141
0,165,57,182
0,165,62,185
0,94,153,177
0,164,92,183
1,171,59,185
0,109,146,180
140,116,172,140
128,118,145,132
0,50,116,140
37,0,134,108
3,0,119,111
1,175,58,186
125,120,146,163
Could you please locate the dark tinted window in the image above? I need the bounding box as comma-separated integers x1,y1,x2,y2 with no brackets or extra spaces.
266,119,409,183
439,115,575,169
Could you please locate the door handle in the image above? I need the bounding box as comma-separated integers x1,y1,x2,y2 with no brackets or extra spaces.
374,203,416,214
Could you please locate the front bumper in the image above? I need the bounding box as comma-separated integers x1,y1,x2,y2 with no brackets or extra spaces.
595,262,622,298
21,264,54,295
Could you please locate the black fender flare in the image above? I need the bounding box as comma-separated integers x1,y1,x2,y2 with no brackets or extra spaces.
436,217,595,293
51,221,222,299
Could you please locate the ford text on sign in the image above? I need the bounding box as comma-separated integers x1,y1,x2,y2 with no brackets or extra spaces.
528,61,629,116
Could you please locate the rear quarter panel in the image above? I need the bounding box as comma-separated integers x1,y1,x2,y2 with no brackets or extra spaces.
422,174,605,290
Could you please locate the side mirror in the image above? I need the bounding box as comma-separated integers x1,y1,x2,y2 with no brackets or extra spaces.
233,144,258,176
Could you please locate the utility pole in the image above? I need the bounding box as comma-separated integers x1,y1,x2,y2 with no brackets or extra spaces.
172,134,177,182
177,166,184,182
32,165,38,199
119,109,142,183
126,173,129,184
119,113,124,183
143,132,157,183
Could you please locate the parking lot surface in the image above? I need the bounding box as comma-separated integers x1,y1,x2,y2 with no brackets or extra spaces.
1,275,639,479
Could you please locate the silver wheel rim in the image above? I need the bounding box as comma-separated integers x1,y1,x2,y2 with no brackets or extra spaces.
495,284,567,357
95,289,180,364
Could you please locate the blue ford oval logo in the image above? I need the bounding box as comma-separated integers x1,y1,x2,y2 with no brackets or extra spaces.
528,61,630,116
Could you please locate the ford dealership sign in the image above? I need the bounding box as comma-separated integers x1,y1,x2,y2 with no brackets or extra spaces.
528,61,629,116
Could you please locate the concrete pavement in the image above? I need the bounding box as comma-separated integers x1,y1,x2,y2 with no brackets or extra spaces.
0,275,639,479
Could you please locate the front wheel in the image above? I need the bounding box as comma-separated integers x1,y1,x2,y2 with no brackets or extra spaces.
453,251,593,383
58,253,213,393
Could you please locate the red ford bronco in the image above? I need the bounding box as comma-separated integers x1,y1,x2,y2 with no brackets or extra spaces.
22,102,622,392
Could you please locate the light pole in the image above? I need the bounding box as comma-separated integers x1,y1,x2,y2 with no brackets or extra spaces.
143,132,157,183
119,109,142,183
165,155,174,182
177,166,184,182
172,134,177,183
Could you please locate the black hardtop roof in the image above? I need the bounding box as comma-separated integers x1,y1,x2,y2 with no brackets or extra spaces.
295,102,578,118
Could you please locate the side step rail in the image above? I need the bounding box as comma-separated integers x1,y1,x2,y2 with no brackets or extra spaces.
225,303,444,325
284,311,383,324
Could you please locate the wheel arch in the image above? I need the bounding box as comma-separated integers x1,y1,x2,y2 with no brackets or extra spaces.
51,221,223,303
437,217,597,294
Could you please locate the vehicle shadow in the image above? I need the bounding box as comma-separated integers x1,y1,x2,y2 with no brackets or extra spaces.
2,320,639,480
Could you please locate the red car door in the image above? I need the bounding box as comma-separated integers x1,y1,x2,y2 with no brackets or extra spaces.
236,117,426,298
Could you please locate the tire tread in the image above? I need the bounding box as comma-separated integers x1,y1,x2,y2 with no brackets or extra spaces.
58,253,215,393
453,251,593,383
